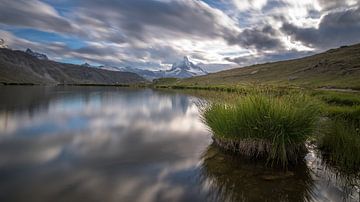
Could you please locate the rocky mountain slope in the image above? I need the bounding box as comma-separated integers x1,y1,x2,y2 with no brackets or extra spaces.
0,48,146,85
25,48,48,60
0,39,7,49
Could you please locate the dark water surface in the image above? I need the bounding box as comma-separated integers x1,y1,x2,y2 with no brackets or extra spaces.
0,86,358,202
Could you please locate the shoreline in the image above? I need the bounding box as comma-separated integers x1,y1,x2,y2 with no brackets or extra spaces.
2,82,360,93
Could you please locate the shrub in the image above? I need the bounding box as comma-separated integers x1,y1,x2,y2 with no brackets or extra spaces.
201,94,320,167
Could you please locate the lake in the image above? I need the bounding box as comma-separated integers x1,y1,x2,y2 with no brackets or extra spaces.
0,86,358,202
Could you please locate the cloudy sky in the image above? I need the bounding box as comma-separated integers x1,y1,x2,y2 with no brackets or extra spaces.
0,0,359,72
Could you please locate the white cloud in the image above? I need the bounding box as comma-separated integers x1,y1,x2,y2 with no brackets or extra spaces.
233,0,268,11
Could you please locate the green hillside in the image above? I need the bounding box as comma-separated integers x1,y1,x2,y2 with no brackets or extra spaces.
177,44,360,89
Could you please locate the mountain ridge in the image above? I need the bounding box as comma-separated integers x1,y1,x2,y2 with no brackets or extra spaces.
0,48,146,85
25,48,48,60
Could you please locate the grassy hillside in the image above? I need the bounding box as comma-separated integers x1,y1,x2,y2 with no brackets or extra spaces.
0,48,146,85
175,44,360,89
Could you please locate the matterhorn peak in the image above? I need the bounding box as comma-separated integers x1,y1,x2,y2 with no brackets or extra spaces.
0,39,8,49
166,56,208,78
81,62,91,67
183,56,192,66
25,48,48,60
25,48,34,53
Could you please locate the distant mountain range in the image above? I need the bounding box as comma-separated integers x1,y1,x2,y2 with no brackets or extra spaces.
0,39,208,83
93,56,208,80
2,43,359,89
0,48,146,85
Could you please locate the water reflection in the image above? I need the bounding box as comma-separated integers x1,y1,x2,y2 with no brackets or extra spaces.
0,86,358,202
200,144,315,202
0,86,211,202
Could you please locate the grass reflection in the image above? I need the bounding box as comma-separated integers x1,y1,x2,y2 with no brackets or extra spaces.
199,144,315,202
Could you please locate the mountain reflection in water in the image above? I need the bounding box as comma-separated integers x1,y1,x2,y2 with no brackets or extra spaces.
0,86,358,202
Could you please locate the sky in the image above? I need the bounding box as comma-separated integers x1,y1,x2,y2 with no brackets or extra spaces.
0,0,359,72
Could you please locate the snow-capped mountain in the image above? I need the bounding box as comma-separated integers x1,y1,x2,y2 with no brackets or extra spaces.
82,56,208,80
165,56,207,78
25,48,48,60
116,56,208,80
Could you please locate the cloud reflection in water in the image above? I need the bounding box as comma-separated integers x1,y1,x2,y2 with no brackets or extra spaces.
0,87,210,202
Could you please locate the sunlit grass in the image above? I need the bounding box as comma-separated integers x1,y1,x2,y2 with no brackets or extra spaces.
201,94,320,167
312,90,360,121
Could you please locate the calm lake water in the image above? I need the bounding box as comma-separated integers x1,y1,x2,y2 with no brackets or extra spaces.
0,86,358,202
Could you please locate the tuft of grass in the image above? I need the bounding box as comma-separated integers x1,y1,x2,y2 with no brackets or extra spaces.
323,105,360,122
314,90,360,122
313,91,360,106
318,119,360,174
201,94,320,167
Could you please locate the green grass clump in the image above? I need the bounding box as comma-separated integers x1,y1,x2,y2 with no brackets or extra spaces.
313,91,360,106
324,105,360,122
314,91,360,122
201,94,320,167
318,119,360,173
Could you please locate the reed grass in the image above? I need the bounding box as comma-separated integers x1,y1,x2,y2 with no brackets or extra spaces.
318,119,360,173
201,94,320,167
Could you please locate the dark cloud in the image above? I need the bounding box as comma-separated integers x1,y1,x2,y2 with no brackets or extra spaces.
226,25,285,50
71,0,287,55
1,29,183,69
0,0,78,35
317,0,359,10
58,44,182,69
70,0,235,43
282,7,360,49
75,46,116,57
225,49,313,66
225,56,251,65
